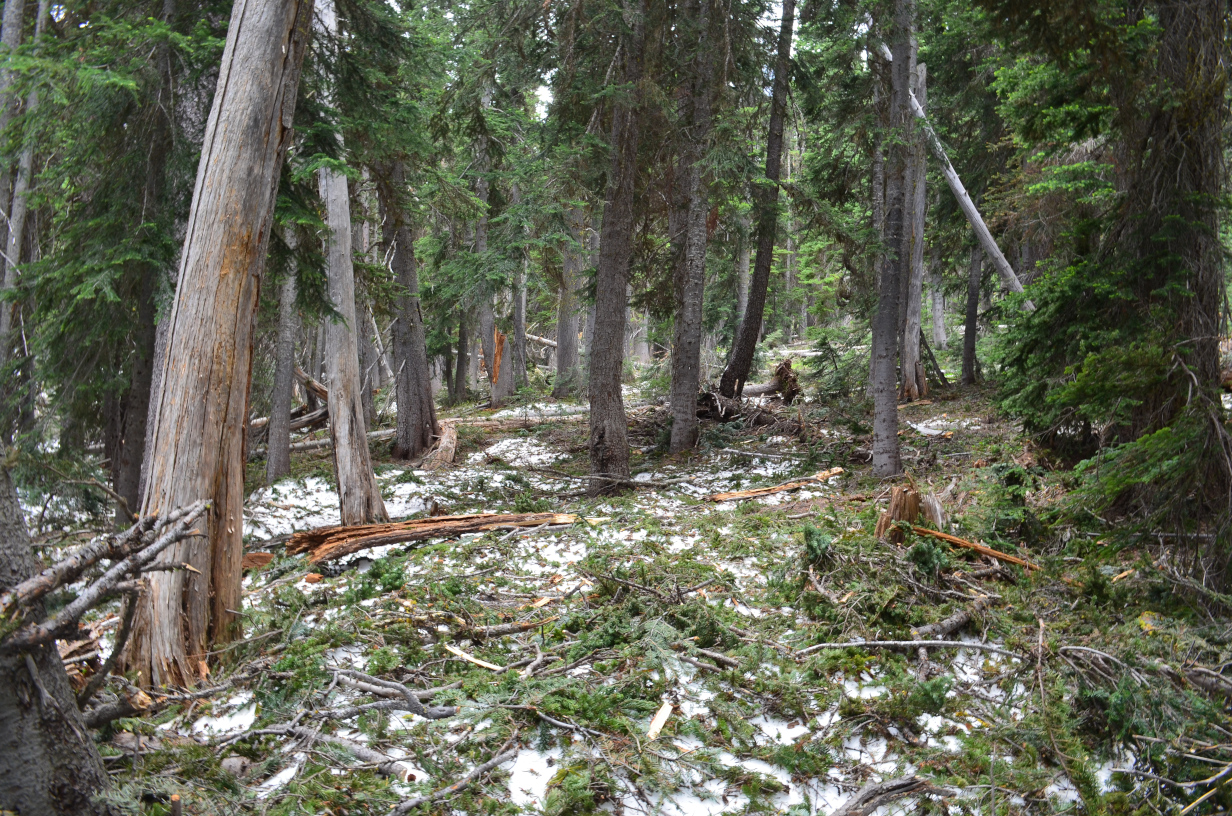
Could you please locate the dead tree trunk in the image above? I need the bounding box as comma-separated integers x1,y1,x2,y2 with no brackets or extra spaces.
929,249,946,350
267,265,298,483
871,0,912,478
669,0,716,453
718,0,794,397
900,61,927,402
0,462,109,814
128,0,312,687
377,162,438,460
451,312,468,404
733,206,751,331
961,243,981,386
588,0,646,494
321,165,388,525
553,206,584,397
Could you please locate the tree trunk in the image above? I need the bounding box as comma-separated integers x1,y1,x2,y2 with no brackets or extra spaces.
718,0,794,397
267,267,298,483
0,0,26,226
961,243,981,386
669,0,716,453
899,61,927,402
0,462,109,815
929,250,946,350
513,255,528,389
377,163,438,461
554,207,584,397
0,0,45,376
588,0,645,494
453,312,469,404
733,206,751,332
871,0,912,478
357,308,379,430
320,166,388,525
128,0,313,687
114,267,158,521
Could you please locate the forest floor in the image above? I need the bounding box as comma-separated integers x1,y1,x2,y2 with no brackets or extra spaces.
48,356,1232,816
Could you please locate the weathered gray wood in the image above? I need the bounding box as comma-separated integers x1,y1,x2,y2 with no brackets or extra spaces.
267,262,298,482
130,0,313,687
900,61,928,401
321,165,388,526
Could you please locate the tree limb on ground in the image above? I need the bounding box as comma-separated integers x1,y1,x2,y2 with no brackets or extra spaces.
911,526,1040,571
286,512,578,564
832,775,934,816
708,468,844,502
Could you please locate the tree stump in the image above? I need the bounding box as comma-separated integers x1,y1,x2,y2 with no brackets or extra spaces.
875,486,921,544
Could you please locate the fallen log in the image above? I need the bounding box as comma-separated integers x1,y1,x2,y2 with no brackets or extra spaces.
294,366,329,401
708,468,844,502
248,405,328,434
525,332,558,349
286,512,579,563
910,526,1040,571
740,359,801,404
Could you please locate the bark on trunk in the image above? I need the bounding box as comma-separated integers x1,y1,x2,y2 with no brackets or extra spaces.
588,0,646,494
321,165,388,525
929,250,946,350
553,207,584,397
0,0,45,375
114,267,158,521
718,0,794,397
0,463,109,815
452,313,468,404
733,206,751,331
900,61,927,402
128,0,313,687
267,268,298,483
961,244,981,386
357,308,379,430
0,0,26,225
668,0,716,453
377,162,437,460
871,0,912,478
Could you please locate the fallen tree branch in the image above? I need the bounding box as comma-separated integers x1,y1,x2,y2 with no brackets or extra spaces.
910,526,1040,571
286,512,578,564
796,639,1024,661
389,742,519,816
832,775,932,816
708,468,844,502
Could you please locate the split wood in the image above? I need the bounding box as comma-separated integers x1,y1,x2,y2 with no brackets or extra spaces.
285,512,578,563
707,467,844,502
911,526,1040,571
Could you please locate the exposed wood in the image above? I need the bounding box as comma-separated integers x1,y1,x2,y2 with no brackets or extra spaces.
708,468,844,502
127,0,313,687
240,552,274,571
286,512,579,563
912,595,990,639
911,525,1040,570
920,492,948,529
422,421,457,471
527,332,558,348
876,486,922,543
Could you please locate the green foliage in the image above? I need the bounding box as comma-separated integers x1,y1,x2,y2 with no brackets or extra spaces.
801,524,831,567
908,538,951,578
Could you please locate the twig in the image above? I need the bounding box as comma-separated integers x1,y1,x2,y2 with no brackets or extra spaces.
796,639,1024,661
388,740,519,815
77,583,141,708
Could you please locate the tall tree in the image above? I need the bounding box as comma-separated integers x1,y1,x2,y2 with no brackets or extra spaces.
668,0,717,453
899,60,928,401
718,0,795,398
870,0,912,478
377,161,438,461
266,256,299,483
588,0,646,494
553,206,585,397
961,243,981,386
127,0,313,687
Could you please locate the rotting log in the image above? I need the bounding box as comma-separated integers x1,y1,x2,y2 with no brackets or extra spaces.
422,422,457,471
286,512,579,563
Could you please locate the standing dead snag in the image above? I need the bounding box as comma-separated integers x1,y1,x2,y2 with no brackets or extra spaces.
128,0,313,688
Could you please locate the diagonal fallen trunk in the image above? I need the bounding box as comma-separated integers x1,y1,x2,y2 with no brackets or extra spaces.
286,512,578,563
739,359,801,403
708,468,843,502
